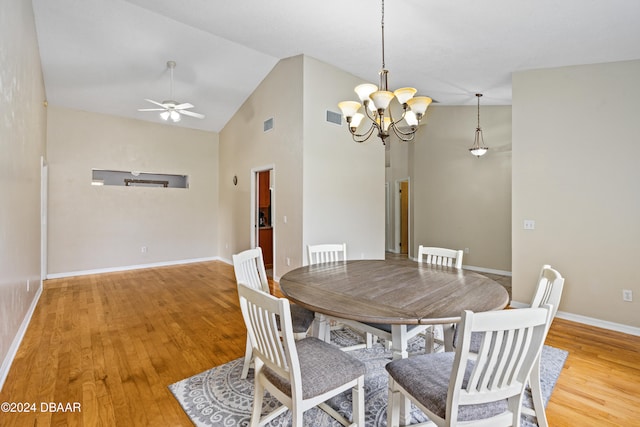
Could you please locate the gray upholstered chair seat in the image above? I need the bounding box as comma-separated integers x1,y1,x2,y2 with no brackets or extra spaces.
386,352,508,421
452,329,483,351
263,337,366,399
289,304,315,334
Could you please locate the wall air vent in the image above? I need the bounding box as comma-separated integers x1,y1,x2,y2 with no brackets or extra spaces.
263,117,274,132
326,110,342,125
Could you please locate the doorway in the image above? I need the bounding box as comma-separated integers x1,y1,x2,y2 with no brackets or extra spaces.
399,180,409,255
253,167,274,275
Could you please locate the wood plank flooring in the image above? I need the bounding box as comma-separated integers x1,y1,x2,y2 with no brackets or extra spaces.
1,260,639,426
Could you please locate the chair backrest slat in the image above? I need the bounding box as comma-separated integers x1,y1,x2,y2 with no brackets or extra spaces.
531,264,565,321
418,245,463,269
232,248,270,293
237,283,298,381
452,306,552,412
307,243,347,265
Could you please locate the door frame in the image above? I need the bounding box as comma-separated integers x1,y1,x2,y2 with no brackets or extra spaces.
41,156,48,282
251,164,275,272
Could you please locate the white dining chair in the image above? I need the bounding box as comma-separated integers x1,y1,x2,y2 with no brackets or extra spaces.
524,265,565,427
417,245,464,352
456,264,565,426
386,305,553,427
417,245,464,268
232,247,314,379
306,243,369,349
307,243,347,264
237,283,365,427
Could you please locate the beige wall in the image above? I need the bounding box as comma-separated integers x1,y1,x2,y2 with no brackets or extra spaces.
46,107,219,275
411,105,513,272
302,57,386,262
513,60,640,328
218,56,304,277
219,55,386,277
0,0,47,387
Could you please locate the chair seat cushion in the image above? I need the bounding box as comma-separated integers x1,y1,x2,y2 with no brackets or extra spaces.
386,352,508,421
262,337,366,399
290,304,315,334
452,327,483,353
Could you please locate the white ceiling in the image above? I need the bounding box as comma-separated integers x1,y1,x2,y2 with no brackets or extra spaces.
32,0,640,133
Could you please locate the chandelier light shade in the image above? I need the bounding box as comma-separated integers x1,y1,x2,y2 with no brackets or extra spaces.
338,0,432,145
469,93,489,157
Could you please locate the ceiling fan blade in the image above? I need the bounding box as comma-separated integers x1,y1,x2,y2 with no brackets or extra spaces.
144,98,167,108
138,108,166,112
178,110,205,119
174,102,194,110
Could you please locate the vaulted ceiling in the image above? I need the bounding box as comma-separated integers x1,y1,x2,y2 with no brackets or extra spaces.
32,0,640,132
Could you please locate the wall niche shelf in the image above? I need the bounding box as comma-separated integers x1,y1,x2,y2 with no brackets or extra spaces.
91,169,188,188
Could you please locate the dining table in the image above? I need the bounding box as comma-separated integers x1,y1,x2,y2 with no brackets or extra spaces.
279,258,510,358
279,257,509,424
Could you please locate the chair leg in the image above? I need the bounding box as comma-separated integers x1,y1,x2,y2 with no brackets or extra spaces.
387,378,401,427
424,326,435,353
443,323,455,351
530,358,549,427
291,402,304,427
352,376,365,426
241,337,252,379
365,332,373,348
250,377,264,427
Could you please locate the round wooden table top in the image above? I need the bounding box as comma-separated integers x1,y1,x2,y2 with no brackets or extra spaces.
279,259,510,325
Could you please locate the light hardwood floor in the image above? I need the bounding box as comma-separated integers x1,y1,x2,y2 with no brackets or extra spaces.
1,261,638,426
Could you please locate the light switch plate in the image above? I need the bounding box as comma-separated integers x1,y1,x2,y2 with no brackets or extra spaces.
524,220,536,230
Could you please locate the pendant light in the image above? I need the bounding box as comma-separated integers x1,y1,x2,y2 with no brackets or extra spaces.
469,93,489,157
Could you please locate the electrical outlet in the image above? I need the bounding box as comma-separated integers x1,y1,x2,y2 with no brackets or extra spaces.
464,248,470,254
524,220,536,230
623,289,633,302
286,257,291,266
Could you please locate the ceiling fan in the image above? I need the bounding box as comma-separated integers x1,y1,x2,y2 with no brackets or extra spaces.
138,61,205,122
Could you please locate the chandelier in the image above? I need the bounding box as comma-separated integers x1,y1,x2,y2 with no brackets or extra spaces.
469,93,489,157
338,0,432,145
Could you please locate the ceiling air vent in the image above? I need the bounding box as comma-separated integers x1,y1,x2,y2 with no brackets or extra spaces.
326,110,342,125
263,117,274,132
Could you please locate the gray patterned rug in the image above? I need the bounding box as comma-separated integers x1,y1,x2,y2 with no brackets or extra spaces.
169,327,568,426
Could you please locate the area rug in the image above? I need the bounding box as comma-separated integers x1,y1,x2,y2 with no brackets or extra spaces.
169,328,568,426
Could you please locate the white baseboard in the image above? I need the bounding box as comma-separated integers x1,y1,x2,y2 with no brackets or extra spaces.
510,300,640,337
46,256,221,279
462,265,512,276
0,283,43,392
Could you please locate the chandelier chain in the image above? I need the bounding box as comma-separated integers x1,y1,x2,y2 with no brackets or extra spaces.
337,0,432,145
381,0,385,70
477,93,481,129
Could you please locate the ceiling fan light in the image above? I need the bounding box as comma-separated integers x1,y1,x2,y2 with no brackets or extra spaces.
394,87,417,105
354,83,378,103
370,90,395,111
160,111,170,121
170,111,181,122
